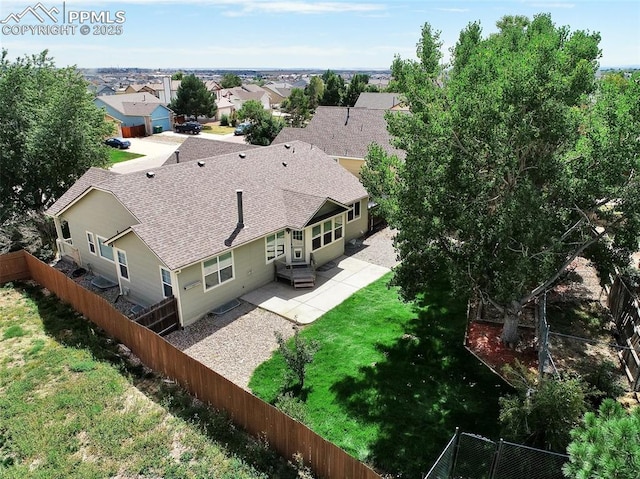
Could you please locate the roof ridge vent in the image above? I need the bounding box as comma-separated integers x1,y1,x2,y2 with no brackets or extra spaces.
146,171,155,178
239,152,246,158
284,143,291,149
197,160,205,167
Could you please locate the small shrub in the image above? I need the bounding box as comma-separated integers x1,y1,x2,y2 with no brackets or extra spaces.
220,114,229,126
275,329,319,394
2,325,26,340
274,392,309,423
582,359,626,406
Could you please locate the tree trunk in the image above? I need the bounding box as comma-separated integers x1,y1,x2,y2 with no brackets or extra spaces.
501,301,522,348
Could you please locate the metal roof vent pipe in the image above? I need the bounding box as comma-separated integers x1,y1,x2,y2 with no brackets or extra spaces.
345,106,350,125
236,189,244,229
175,150,180,164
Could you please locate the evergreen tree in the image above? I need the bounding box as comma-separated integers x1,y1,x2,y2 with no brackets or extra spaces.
169,74,216,119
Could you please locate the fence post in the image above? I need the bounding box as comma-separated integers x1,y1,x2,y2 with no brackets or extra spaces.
446,427,461,479
489,438,504,479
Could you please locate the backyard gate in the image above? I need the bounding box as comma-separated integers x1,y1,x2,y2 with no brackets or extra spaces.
424,429,568,479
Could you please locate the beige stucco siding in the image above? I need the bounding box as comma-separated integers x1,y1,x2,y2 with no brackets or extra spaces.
336,157,365,179
176,236,275,326
61,189,137,280
345,198,368,241
311,237,344,267
112,233,166,307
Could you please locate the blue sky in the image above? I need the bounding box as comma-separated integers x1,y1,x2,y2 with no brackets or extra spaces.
1,0,638,69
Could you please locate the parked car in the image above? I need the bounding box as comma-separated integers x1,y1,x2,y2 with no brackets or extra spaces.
175,121,202,134
105,137,131,149
234,122,252,136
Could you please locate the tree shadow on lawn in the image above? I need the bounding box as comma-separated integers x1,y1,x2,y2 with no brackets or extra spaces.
18,282,304,479
330,288,512,478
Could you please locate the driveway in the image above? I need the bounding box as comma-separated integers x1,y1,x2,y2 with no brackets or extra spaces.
109,135,183,173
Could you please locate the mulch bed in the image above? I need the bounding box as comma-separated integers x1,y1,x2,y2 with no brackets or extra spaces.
466,321,538,375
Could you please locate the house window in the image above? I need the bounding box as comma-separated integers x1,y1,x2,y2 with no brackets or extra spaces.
117,250,129,280
266,230,286,262
97,236,114,262
87,232,96,255
61,220,71,243
347,201,361,222
292,230,303,241
203,252,234,290
160,268,173,298
311,215,344,251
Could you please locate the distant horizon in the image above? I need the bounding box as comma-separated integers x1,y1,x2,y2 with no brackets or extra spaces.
2,0,639,70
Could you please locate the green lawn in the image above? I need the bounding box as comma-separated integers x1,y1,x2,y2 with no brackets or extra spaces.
249,273,511,478
0,283,308,479
108,149,144,165
202,124,236,134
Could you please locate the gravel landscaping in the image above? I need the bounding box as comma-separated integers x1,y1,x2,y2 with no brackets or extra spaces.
166,227,399,389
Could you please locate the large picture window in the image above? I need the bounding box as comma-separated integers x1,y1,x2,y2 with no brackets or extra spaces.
203,252,234,290
96,235,114,262
266,230,286,262
311,215,344,251
347,200,361,222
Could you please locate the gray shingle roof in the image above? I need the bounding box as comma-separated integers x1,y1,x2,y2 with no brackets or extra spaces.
46,167,117,215
272,106,405,160
163,137,260,165
95,92,165,116
48,141,367,270
354,92,406,110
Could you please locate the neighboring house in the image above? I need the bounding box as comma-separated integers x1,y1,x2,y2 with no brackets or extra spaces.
163,137,260,165
354,92,408,111
272,106,405,179
104,113,123,137
263,82,294,107
94,93,173,136
46,140,369,327
219,85,271,111
215,96,235,121
95,85,117,96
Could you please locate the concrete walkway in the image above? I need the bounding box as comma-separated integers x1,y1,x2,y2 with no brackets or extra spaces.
241,256,390,324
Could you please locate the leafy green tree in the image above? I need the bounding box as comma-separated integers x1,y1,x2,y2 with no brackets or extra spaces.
319,70,345,106
169,74,216,119
304,76,324,110
220,73,242,89
171,71,184,80
275,329,320,393
344,73,370,107
0,49,112,222
563,399,640,479
499,364,590,452
363,14,640,345
281,88,311,127
245,115,284,146
237,99,268,123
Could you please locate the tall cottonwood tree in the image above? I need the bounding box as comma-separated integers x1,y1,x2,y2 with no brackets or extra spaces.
362,15,640,344
0,49,112,222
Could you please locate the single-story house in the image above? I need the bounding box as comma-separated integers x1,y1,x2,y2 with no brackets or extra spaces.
94,93,173,136
272,106,405,179
163,136,260,166
46,141,369,327
218,86,271,111
353,92,408,111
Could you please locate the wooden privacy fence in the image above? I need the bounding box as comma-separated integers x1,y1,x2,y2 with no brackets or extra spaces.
121,124,146,138
608,276,640,391
131,296,180,336
0,250,383,479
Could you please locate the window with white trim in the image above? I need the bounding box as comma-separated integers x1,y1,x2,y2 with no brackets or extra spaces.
97,236,114,262
347,200,361,222
116,250,129,280
266,230,286,263
292,230,303,241
203,252,234,290
160,268,173,298
87,232,96,255
311,216,344,251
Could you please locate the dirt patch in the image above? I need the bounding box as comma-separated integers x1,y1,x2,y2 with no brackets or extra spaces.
466,322,537,375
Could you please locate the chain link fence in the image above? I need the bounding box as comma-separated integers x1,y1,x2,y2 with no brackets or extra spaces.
424,430,568,479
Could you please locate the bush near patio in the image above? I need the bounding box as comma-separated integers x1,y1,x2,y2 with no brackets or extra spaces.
249,274,511,478
0,283,311,479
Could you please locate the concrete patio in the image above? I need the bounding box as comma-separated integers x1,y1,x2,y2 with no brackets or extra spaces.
241,256,390,324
